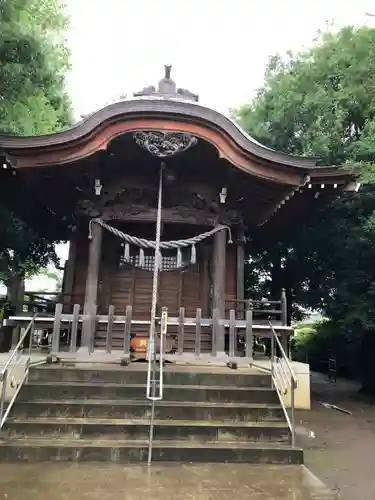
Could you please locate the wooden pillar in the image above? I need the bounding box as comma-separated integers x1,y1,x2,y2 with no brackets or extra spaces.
236,230,245,319
62,236,77,309
200,244,210,317
82,222,103,349
212,228,226,354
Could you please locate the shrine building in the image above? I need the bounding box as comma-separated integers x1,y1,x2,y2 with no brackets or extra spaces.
0,66,355,364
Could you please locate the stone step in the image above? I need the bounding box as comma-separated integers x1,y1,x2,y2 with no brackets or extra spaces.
3,417,290,443
0,438,303,464
28,366,271,387
19,382,279,404
9,399,284,422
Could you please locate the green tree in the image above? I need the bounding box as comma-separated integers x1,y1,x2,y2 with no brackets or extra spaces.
0,0,72,308
234,27,375,167
234,26,375,394
0,207,59,289
0,0,72,135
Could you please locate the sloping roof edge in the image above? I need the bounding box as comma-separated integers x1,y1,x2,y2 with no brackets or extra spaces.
0,97,318,170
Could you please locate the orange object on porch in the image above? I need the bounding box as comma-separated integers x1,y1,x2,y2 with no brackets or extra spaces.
130,333,176,355
130,335,148,355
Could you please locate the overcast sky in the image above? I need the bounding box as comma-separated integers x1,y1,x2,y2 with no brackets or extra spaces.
6,0,374,294
66,0,374,116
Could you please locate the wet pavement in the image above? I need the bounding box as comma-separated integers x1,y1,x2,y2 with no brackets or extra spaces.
0,463,337,499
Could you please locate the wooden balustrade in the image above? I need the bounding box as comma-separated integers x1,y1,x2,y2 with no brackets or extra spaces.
225,291,287,326
6,301,293,363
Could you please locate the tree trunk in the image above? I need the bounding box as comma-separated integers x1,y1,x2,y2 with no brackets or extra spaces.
0,264,24,352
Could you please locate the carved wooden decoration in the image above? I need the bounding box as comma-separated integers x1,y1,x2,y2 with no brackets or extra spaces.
133,131,198,157
75,184,243,226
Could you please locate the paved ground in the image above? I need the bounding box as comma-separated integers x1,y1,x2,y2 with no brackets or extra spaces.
298,372,375,500
0,463,337,500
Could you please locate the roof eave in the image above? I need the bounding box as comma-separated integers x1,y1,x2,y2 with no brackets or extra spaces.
0,99,318,171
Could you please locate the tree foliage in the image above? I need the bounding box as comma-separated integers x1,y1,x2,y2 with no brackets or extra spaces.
234,27,375,169
234,26,375,393
0,0,72,135
0,207,59,286
0,0,72,291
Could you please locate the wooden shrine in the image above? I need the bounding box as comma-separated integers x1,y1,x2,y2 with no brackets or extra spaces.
0,66,355,359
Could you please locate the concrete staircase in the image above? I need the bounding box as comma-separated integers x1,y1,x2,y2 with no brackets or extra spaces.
0,365,303,464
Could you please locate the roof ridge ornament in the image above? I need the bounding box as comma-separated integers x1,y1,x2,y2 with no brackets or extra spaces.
164,64,172,79
133,65,199,102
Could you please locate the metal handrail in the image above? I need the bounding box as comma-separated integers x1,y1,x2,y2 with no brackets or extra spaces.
146,314,165,402
268,320,297,447
0,314,37,429
146,307,167,465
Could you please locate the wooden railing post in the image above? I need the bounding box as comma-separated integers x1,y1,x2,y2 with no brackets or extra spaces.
106,305,114,354
245,306,253,360
70,304,80,353
195,308,202,358
212,308,219,357
51,303,63,354
178,307,185,355
229,309,236,358
87,305,97,354
123,305,132,356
